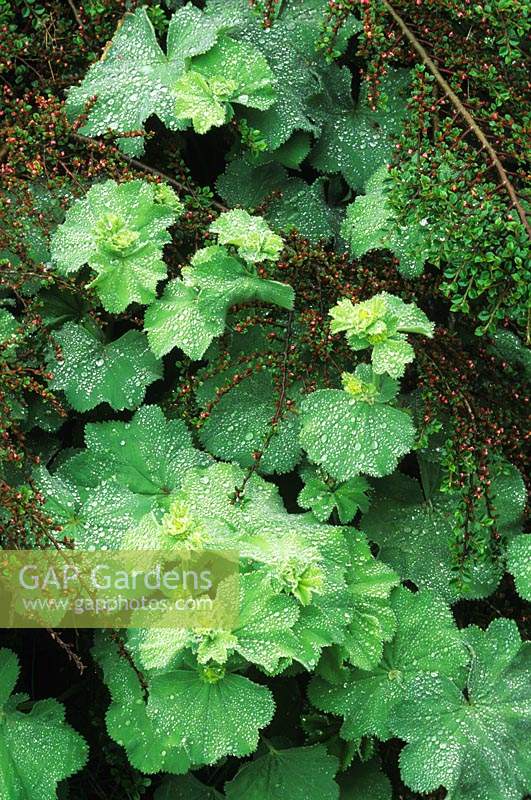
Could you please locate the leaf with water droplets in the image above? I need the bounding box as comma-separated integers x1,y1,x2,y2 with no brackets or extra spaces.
144,279,226,360
310,67,410,191
0,648,87,798
35,465,151,549
54,405,210,516
298,468,371,523
215,132,311,208
206,0,324,149
50,179,179,312
329,292,433,378
341,166,429,278
129,572,300,674
309,587,468,741
224,743,340,800
144,245,293,359
0,309,18,344
216,157,289,207
198,371,301,474
488,329,531,379
66,6,223,153
210,211,283,263
49,322,162,411
92,635,191,775
124,461,350,670
300,388,416,480
391,618,531,800
371,336,415,379
146,665,275,766
267,178,336,243
175,36,276,134
507,534,531,600
362,463,526,601
342,532,399,670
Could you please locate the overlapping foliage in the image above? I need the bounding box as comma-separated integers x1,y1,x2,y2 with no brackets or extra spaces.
0,0,529,798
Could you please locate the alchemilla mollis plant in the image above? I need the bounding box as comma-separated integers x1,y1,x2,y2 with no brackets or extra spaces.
0,0,529,798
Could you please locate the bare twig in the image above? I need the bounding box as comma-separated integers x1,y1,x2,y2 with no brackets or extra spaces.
66,0,83,28
109,630,148,698
381,0,530,237
47,629,86,673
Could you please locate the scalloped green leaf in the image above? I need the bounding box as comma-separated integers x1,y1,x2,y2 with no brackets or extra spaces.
216,157,288,207
123,461,350,671
144,279,226,360
300,388,415,480
224,743,339,800
48,322,162,412
370,336,415,379
198,372,301,474
34,465,151,549
147,666,275,766
129,572,300,674
50,179,178,312
0,648,87,798
329,293,433,378
507,534,531,600
298,470,371,523
342,533,399,670
210,211,283,263
175,36,276,134
391,618,531,800
65,6,223,153
144,245,293,358
310,67,410,190
341,166,429,278
362,463,526,601
309,587,468,741
205,0,324,149
55,405,210,516
36,288,90,329
92,636,191,775
267,178,335,243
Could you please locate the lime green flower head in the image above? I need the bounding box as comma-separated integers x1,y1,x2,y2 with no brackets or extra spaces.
161,497,203,549
341,370,379,403
279,559,324,606
330,296,389,340
93,212,140,255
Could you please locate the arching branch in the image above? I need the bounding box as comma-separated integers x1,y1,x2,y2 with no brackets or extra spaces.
381,0,530,237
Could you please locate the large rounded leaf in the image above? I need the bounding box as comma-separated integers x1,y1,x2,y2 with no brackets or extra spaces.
300,389,415,480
